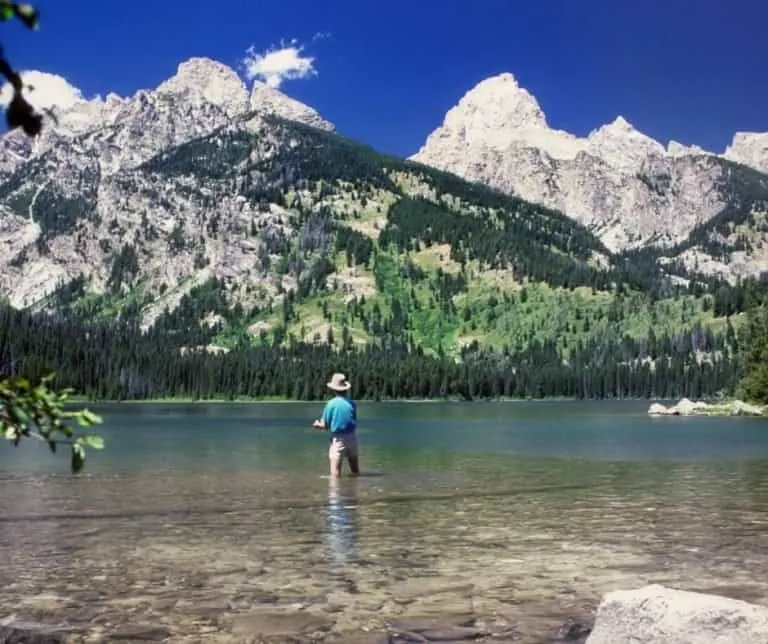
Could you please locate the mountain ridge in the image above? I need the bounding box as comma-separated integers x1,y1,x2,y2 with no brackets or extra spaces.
411,72,768,174
411,72,768,256
0,56,765,365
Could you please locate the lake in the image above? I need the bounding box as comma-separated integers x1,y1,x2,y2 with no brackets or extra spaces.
1,400,768,642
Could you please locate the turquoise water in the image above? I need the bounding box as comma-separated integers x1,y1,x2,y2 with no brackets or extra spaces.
1,401,767,641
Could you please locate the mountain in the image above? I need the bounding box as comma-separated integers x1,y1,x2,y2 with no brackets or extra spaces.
0,58,334,308
411,73,768,269
0,56,758,372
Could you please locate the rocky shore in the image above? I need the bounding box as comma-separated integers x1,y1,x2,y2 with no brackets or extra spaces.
648,397,766,417
587,584,768,644
4,585,768,643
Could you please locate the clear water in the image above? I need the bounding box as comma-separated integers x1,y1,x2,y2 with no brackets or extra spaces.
1,401,768,642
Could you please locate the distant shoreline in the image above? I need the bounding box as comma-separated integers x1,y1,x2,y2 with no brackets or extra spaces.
65,395,694,405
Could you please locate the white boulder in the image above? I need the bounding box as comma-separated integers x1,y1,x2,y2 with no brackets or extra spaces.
648,398,708,416
587,584,768,644
648,402,670,416
730,400,765,416
648,398,765,417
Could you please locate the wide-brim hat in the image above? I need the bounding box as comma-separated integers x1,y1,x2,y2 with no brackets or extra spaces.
327,372,351,392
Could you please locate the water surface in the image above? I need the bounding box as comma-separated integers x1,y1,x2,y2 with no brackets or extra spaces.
1,401,768,642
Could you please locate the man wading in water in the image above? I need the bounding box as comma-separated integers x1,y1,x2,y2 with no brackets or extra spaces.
313,373,360,478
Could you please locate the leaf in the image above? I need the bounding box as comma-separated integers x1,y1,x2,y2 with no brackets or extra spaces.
9,404,29,425
0,5,14,21
82,434,104,450
4,426,17,440
77,409,103,427
5,92,44,137
14,3,39,29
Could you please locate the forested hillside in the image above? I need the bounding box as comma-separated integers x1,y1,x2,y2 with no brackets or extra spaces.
2,114,767,400
0,295,744,401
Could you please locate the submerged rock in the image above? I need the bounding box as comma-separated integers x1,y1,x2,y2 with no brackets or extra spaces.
0,620,85,643
555,618,592,642
220,610,335,638
586,584,768,644
109,624,172,640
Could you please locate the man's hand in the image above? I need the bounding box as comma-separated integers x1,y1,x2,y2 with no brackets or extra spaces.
312,419,325,429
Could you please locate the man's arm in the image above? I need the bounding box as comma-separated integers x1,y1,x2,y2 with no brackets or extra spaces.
313,402,331,429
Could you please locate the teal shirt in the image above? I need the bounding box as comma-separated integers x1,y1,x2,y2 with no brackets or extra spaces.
322,395,357,435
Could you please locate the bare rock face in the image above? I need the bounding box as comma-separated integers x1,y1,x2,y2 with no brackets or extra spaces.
586,584,768,644
154,57,249,115
250,81,334,132
0,57,332,177
411,73,768,254
725,132,768,174
0,57,336,311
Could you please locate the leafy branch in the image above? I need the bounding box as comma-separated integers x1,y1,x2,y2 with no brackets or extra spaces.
0,2,105,472
0,1,56,136
1,374,104,473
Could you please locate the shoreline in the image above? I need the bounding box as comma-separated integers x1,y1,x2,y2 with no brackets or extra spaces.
67,396,580,405
65,395,674,405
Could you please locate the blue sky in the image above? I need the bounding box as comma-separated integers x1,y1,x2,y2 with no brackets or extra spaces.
4,0,766,156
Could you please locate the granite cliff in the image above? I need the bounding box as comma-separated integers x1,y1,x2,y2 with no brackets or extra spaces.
411,73,768,273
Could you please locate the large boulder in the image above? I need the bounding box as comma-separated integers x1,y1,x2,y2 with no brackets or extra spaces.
647,398,708,416
730,400,765,416
0,620,83,643
669,398,708,416
586,584,768,644
648,402,670,416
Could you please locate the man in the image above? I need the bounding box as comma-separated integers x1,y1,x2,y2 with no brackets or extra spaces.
313,372,360,478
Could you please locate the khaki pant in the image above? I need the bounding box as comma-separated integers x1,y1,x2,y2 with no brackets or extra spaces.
328,432,359,475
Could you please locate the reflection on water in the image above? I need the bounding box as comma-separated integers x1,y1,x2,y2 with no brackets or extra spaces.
0,402,767,642
325,477,360,567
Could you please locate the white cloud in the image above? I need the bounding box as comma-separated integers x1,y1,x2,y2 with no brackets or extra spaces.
0,70,84,112
241,38,317,89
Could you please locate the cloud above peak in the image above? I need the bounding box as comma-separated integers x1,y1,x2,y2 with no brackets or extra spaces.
0,70,84,111
241,38,319,89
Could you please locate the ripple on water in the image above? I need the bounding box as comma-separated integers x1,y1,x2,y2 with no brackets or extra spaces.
1,457,768,641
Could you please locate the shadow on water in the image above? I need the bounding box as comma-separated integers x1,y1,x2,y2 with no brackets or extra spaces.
0,483,593,524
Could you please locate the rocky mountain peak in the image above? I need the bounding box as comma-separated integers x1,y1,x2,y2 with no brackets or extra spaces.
154,57,248,114
250,80,334,131
0,56,335,177
412,71,768,253
440,72,548,139
667,140,708,157
413,73,586,164
604,115,633,131
724,132,768,174
587,115,666,169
